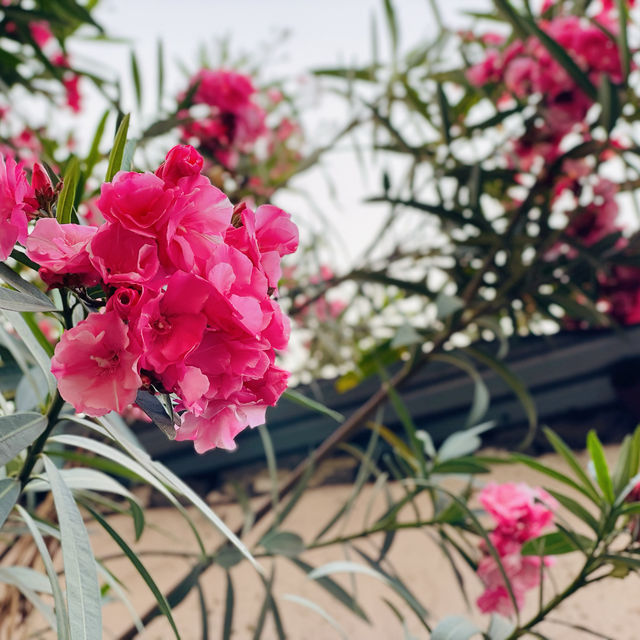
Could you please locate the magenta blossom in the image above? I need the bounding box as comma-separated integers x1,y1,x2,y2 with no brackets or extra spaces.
51,311,142,416
0,153,35,260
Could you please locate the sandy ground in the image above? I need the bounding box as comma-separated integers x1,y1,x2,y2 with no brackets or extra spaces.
21,444,640,639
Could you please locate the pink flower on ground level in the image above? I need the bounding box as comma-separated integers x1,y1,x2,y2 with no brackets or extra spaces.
51,311,142,416
0,153,35,260
480,482,557,546
476,482,556,616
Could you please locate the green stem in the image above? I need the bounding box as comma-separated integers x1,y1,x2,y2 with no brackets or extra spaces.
17,390,65,488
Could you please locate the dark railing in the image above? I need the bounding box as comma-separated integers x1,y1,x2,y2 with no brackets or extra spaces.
134,326,640,479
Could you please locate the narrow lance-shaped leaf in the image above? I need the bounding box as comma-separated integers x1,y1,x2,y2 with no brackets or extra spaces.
83,504,180,639
43,455,102,640
0,412,47,466
543,428,600,501
130,50,142,110
0,263,55,310
16,505,71,640
0,479,19,528
105,113,131,182
56,157,80,224
587,430,615,503
4,310,57,401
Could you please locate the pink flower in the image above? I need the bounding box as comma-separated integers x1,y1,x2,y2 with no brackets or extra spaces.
97,171,173,237
155,144,204,186
137,272,211,372
480,483,557,546
51,311,141,416
0,154,35,260
44,144,297,453
179,69,267,168
89,223,161,286
30,21,53,48
25,219,101,287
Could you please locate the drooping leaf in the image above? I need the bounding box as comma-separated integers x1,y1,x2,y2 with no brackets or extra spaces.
0,286,57,312
431,615,481,640
0,479,19,528
43,455,102,640
84,505,180,639
16,505,71,640
283,594,348,640
290,558,369,622
3,310,57,401
0,412,47,466
521,531,594,556
282,388,344,422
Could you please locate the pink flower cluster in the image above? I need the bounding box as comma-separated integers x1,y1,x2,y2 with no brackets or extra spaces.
476,483,557,616
0,154,39,260
467,15,623,170
180,70,266,169
20,144,298,452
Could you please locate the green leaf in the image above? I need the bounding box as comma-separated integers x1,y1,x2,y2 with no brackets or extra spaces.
615,0,630,82
543,428,600,502
105,113,131,182
290,558,369,622
0,264,55,311
0,479,19,528
431,353,489,428
222,571,234,640
120,139,136,173
48,432,204,552
130,50,142,110
431,615,481,640
521,531,594,556
258,424,279,512
16,505,71,640
282,594,348,640
487,614,515,640
383,0,399,54
0,412,47,466
4,310,57,401
0,566,56,627
598,74,620,133
56,157,80,224
612,434,634,497
512,453,600,504
437,422,496,462
260,531,305,558
466,346,537,448
156,40,165,109
42,455,102,640
149,460,263,574
0,287,57,312
587,430,614,503
84,505,180,639
545,489,599,533
282,388,344,422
